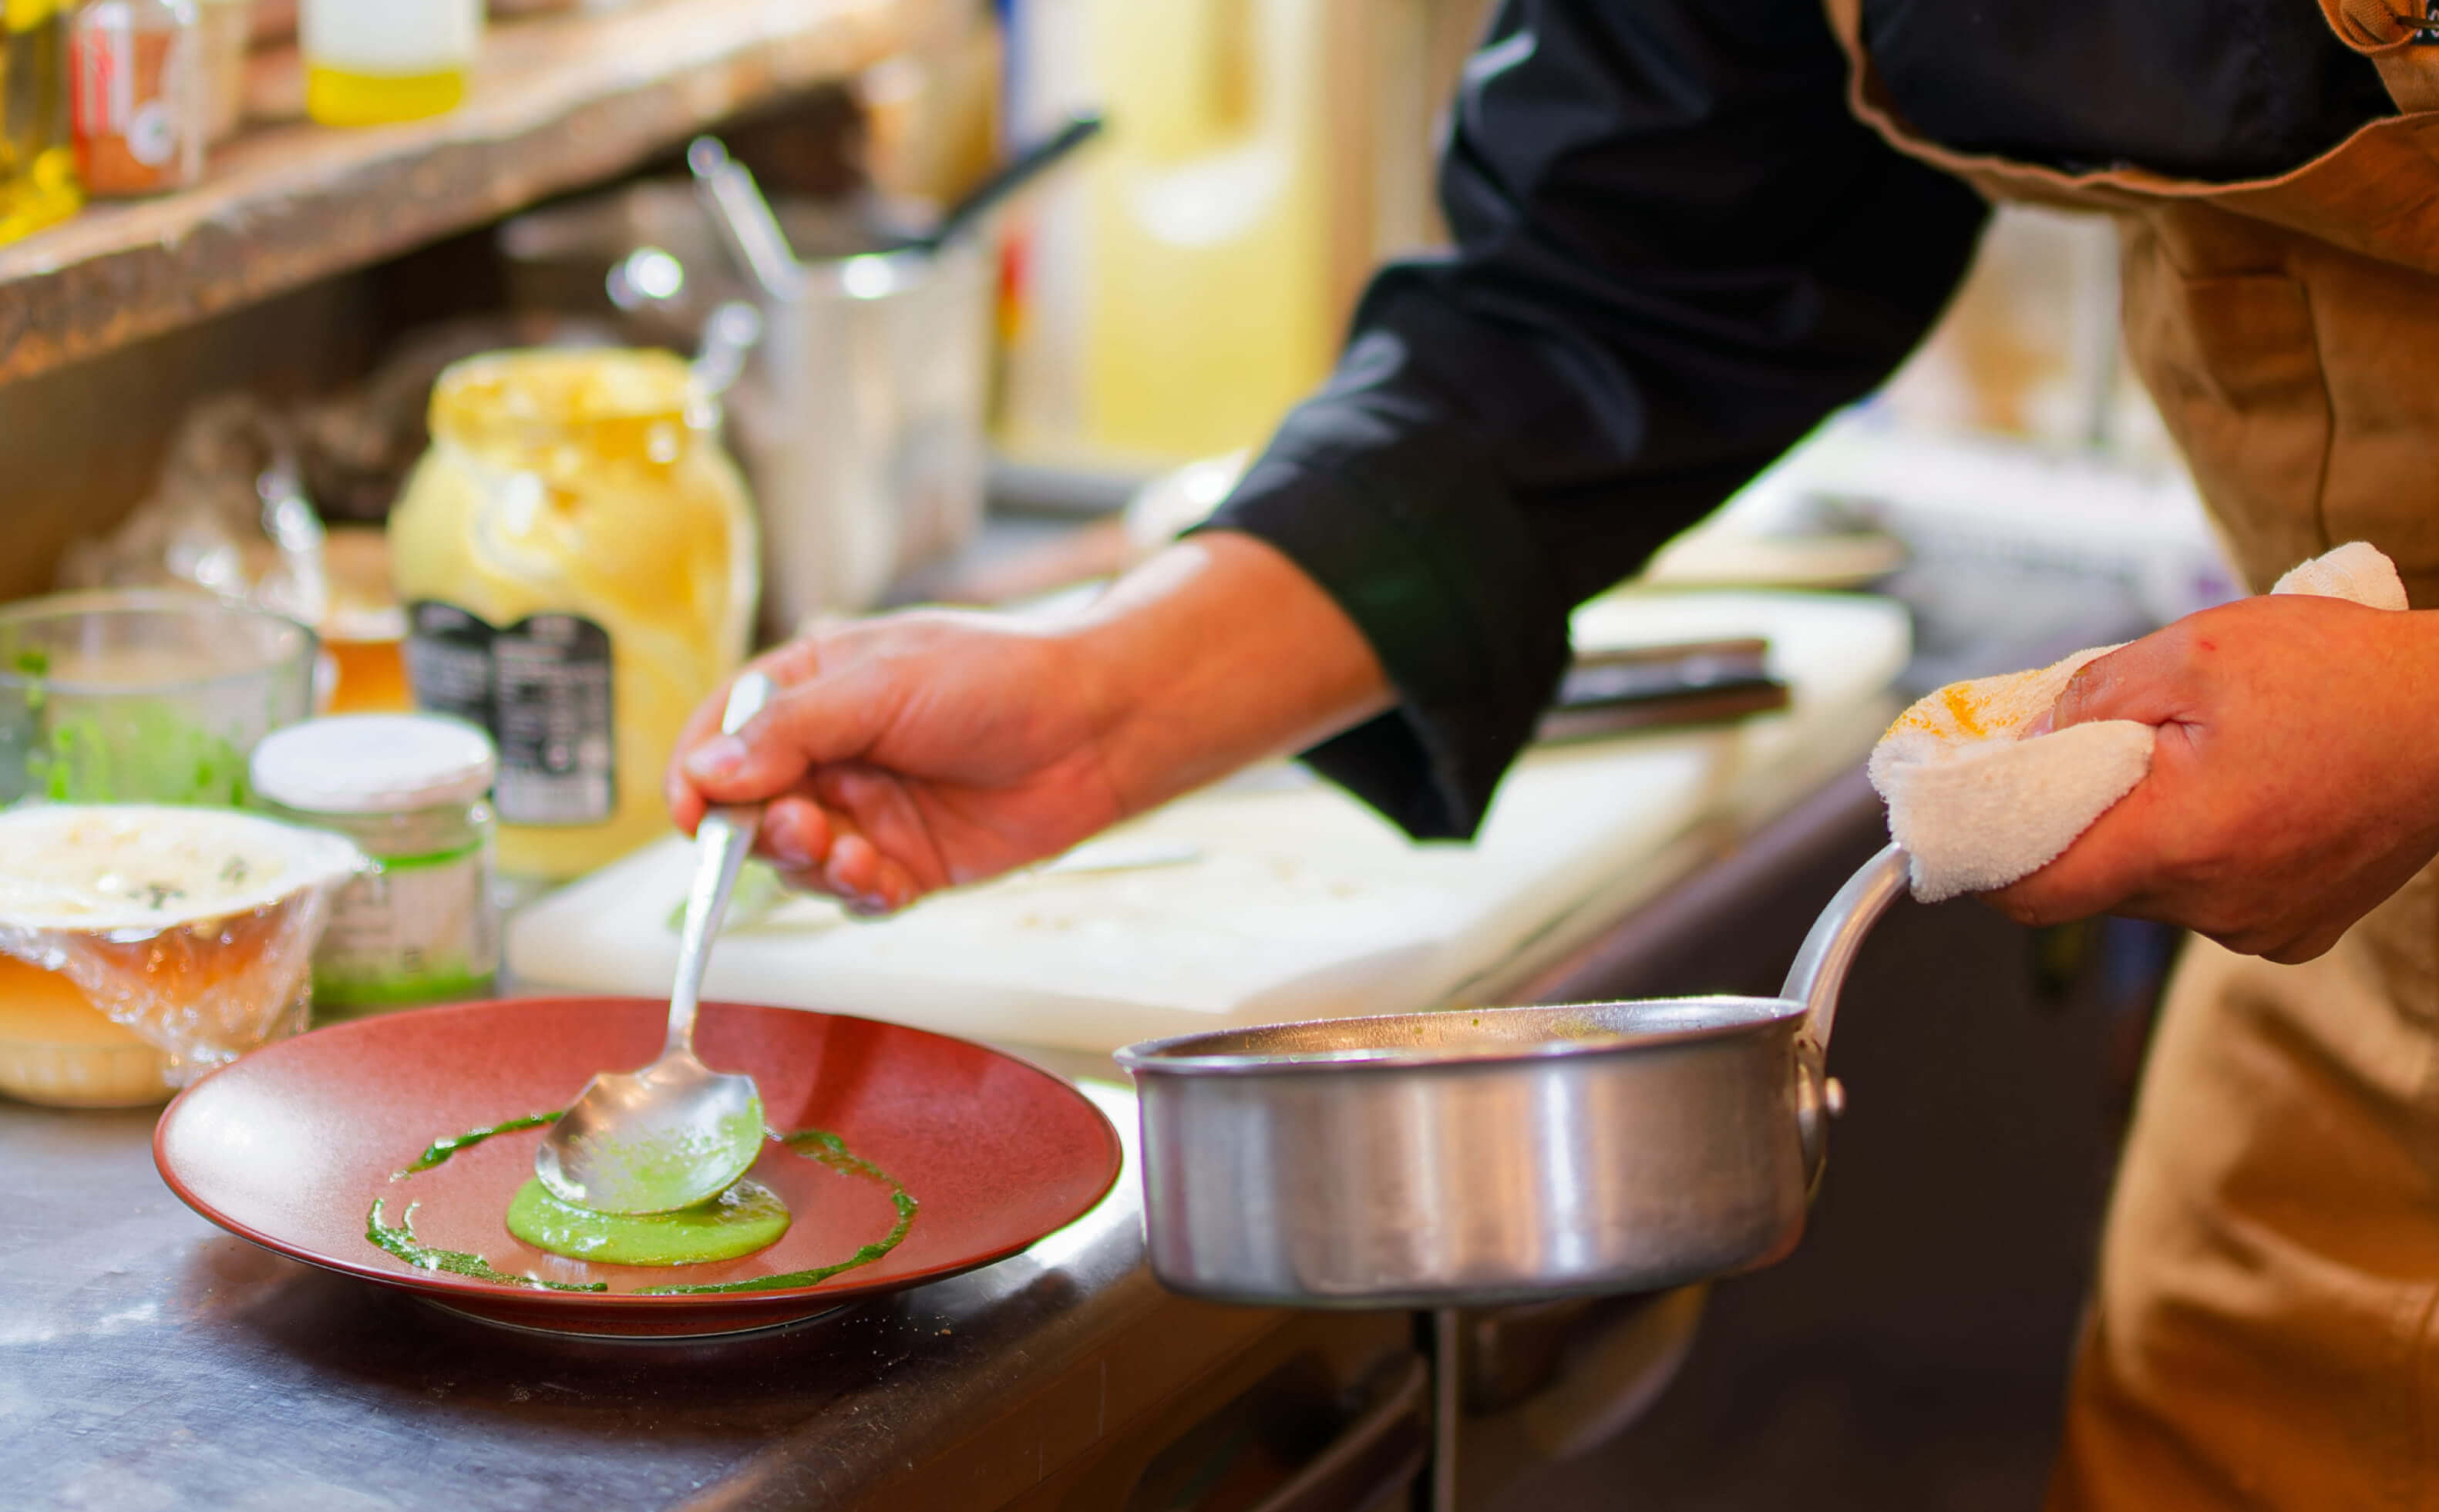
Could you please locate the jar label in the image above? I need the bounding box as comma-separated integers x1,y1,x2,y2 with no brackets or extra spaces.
124,98,174,166
405,601,615,826
316,841,500,1010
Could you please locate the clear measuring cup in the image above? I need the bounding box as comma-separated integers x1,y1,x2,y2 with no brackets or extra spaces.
0,588,320,808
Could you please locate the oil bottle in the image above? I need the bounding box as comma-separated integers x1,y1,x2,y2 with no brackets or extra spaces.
2,0,83,244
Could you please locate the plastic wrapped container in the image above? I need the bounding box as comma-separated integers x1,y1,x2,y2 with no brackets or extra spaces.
388,348,757,880
0,805,363,1103
0,958,173,1106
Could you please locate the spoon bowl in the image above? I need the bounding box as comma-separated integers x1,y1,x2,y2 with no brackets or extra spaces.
535,670,774,1215
531,1051,763,1215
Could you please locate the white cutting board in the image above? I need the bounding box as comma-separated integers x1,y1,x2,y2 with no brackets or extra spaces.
507,591,1909,1050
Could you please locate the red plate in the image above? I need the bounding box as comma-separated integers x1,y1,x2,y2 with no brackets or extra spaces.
154,996,1125,1337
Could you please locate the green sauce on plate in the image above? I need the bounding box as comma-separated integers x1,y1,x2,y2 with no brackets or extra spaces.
367,1198,608,1292
504,1176,792,1265
362,1110,918,1295
397,1110,561,1175
636,1131,920,1296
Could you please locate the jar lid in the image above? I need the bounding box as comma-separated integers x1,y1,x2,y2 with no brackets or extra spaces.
249,714,497,815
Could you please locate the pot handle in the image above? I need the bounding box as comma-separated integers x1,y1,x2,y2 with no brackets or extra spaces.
1779,842,1909,1055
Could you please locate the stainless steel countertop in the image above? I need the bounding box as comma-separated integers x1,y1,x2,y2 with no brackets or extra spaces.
2,764,1897,1512
2,1047,1312,1512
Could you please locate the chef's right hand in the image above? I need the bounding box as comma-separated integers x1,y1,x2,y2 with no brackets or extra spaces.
666,533,1392,915
667,610,1131,915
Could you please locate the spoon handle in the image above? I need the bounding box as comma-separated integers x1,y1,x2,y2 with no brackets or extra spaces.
914,110,1105,254
666,670,775,1057
687,136,802,304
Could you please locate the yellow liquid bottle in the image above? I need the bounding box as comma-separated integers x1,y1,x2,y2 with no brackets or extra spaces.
321,525,414,715
300,0,478,127
1,0,84,245
998,0,1341,470
305,62,466,127
388,350,759,881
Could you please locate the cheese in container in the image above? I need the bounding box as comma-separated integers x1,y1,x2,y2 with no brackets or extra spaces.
248,714,500,1016
0,805,364,1106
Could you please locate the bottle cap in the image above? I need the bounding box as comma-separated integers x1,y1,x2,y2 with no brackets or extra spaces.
249,714,497,815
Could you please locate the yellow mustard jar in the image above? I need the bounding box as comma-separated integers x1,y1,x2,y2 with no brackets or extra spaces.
388,349,759,881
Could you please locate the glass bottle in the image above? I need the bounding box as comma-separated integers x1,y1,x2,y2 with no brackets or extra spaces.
249,713,502,1015
68,0,204,198
300,0,479,127
1,0,82,242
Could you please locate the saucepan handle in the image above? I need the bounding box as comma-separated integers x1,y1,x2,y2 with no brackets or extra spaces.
1779,841,1910,1056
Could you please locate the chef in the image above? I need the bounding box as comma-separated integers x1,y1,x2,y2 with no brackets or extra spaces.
670,2,2439,1505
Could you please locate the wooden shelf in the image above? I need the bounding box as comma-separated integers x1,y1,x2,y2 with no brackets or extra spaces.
0,0,904,387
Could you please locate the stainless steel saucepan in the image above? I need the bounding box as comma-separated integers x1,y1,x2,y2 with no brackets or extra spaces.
1113,842,1910,1308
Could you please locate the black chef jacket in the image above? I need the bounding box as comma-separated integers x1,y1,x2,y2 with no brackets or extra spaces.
1200,0,2395,840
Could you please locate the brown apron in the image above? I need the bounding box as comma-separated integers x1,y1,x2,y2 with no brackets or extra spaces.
1819,2,2439,1506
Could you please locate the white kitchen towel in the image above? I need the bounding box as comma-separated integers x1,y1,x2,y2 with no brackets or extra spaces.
1869,541,2408,902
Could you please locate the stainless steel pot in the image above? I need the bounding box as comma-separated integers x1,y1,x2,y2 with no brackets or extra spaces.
685,138,994,631
1113,842,1910,1308
683,119,1098,634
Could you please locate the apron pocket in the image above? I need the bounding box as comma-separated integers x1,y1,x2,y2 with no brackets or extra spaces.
2121,253,2330,592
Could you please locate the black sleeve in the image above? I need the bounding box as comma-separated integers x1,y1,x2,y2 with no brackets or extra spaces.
1198,0,1987,839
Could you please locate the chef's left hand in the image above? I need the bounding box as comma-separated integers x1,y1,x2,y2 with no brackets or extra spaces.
1987,593,2439,963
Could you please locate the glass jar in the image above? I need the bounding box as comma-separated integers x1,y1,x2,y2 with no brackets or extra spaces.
299,0,478,126
387,348,758,881
68,0,206,198
321,524,412,714
2,0,82,244
248,713,500,1014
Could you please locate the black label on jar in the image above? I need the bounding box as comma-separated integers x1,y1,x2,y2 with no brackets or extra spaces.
406,601,614,826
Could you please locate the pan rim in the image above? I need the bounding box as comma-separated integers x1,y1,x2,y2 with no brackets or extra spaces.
1113,994,1806,1077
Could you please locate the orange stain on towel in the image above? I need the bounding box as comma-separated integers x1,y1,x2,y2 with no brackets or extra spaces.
1887,684,1997,741
1940,685,1990,738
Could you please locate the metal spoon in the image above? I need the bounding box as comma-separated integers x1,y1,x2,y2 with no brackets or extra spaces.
685,110,1102,297
534,670,775,1215
685,137,803,303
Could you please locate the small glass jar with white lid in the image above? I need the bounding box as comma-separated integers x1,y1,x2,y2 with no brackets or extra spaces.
249,713,500,1016
299,0,480,126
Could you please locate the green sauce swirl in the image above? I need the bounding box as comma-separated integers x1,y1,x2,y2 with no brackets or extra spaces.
363,1110,918,1295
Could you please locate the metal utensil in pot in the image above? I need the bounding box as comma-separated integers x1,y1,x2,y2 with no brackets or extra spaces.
684,138,994,627
681,118,1103,629
1113,842,1909,1308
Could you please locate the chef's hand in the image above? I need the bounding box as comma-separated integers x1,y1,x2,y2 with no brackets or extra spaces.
1987,594,2439,963
667,533,1390,914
